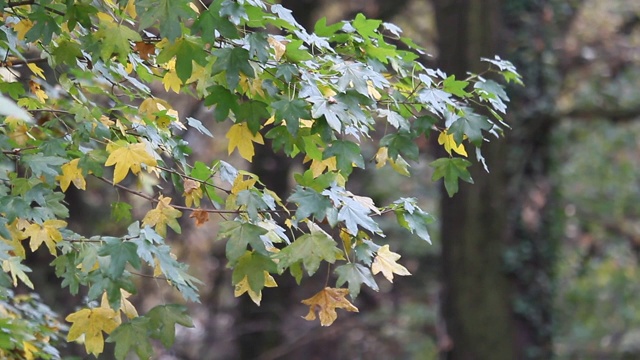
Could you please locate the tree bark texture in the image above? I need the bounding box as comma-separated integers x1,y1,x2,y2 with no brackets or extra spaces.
433,2,518,359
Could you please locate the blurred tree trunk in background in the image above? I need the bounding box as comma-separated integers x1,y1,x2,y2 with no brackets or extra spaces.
433,1,517,359
434,0,580,358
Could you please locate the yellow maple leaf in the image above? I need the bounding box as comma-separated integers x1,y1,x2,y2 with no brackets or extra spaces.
23,219,67,256
226,123,264,161
29,80,48,103
22,340,37,360
13,19,33,40
309,156,337,178
0,219,27,258
183,178,203,207
100,290,138,321
56,159,87,192
239,74,265,98
27,63,46,80
267,36,286,61
230,172,257,194
105,141,158,184
371,244,411,283
66,307,120,357
162,59,182,93
438,130,468,157
142,195,182,237
301,287,359,326
234,272,277,305
124,0,137,18
374,147,388,169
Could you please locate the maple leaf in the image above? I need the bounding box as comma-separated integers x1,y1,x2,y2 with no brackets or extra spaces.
23,219,67,256
13,19,34,40
189,209,209,227
105,141,158,184
27,63,46,80
301,287,359,326
234,271,277,305
29,80,48,103
371,245,411,283
438,130,468,157
66,307,120,357
183,178,203,207
142,196,182,237
226,122,264,161
133,41,156,60
57,158,87,192
0,219,27,258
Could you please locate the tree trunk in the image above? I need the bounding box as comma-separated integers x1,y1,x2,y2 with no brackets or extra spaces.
434,2,518,359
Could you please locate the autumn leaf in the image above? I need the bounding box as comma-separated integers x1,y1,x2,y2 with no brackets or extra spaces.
101,290,138,321
189,209,209,226
226,122,264,161
27,63,46,80
133,41,155,60
57,158,87,192
105,141,158,184
66,307,120,357
162,58,182,93
183,178,203,207
438,130,468,157
13,19,33,40
371,244,411,283
29,80,48,103
0,219,27,258
302,287,358,326
234,271,277,305
142,195,182,237
23,219,67,256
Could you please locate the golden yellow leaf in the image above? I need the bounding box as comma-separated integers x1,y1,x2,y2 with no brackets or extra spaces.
100,290,138,321
309,157,337,178
230,172,257,194
66,307,120,357
56,159,86,192
105,141,158,184
226,123,264,161
27,63,46,80
374,147,388,169
124,0,137,18
22,340,37,360
14,19,33,40
301,287,359,326
239,74,265,98
234,272,277,305
141,195,182,237
183,178,203,207
371,244,411,283
23,219,67,256
189,209,209,227
162,58,182,93
438,130,468,157
267,36,286,61
0,219,27,258
367,80,381,100
389,156,411,177
29,80,48,103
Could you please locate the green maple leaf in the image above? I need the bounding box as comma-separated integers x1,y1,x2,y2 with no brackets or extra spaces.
147,305,194,348
157,38,208,83
352,13,382,39
93,20,141,63
97,239,141,279
211,48,254,90
335,263,378,299
204,85,240,121
217,221,268,264
380,132,419,161
231,251,277,292
136,0,195,41
276,226,343,276
247,32,270,63
323,140,365,176
448,111,493,146
271,99,310,136
443,75,470,98
107,317,153,360
430,158,474,197
288,186,332,221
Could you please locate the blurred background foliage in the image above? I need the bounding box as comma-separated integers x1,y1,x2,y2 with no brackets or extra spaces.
33,0,640,358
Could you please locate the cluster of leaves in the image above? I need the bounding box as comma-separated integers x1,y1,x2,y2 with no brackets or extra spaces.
0,0,520,358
